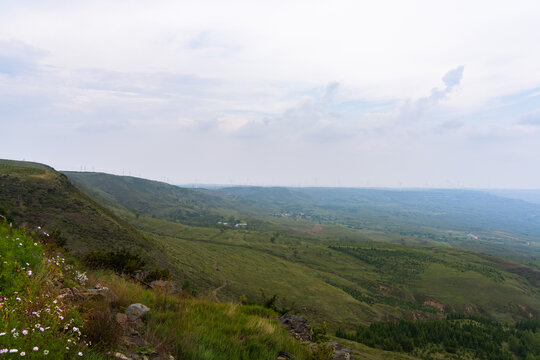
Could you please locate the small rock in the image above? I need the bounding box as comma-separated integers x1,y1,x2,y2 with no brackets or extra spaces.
132,270,148,282
327,342,351,360
114,353,130,360
56,288,73,300
125,303,150,322
278,350,295,359
150,280,178,294
115,313,128,328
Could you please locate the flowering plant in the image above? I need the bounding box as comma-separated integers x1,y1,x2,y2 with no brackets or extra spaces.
0,222,88,358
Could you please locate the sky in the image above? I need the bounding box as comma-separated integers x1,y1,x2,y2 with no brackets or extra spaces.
1,0,539,188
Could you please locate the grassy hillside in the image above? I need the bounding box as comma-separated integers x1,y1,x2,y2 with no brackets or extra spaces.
64,171,260,228
0,220,316,360
59,171,540,330
63,172,540,263
135,215,540,325
0,160,151,254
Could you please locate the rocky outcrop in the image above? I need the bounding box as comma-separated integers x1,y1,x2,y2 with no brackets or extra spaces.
278,314,351,360
57,283,116,302
112,304,162,360
278,314,312,342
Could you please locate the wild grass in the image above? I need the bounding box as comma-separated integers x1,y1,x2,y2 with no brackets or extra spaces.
0,221,106,359
92,271,312,360
145,300,311,360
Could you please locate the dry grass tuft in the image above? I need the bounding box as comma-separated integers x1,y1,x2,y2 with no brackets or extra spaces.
84,303,122,350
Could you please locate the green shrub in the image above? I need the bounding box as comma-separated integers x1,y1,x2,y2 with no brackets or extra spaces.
312,321,329,344
240,289,296,315
38,228,67,249
83,249,145,274
144,269,171,283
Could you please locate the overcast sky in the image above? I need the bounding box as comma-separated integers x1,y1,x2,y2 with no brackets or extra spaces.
1,0,539,188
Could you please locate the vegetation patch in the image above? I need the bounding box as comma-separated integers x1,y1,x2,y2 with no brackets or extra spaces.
337,315,540,360
0,221,102,359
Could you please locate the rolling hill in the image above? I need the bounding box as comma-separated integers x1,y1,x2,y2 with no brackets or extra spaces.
0,159,152,255
65,171,540,263
62,170,540,328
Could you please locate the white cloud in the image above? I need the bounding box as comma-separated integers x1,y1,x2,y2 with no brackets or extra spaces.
2,1,539,102
1,1,540,187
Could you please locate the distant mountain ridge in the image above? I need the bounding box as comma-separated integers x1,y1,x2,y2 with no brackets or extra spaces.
64,171,540,240
487,189,540,205
220,186,540,237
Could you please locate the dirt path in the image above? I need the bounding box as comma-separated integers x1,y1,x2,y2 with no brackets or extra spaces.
211,258,227,300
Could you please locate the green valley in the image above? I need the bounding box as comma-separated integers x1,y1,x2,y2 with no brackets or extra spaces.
2,159,540,359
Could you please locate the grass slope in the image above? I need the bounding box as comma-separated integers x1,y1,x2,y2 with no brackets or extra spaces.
64,172,540,262
104,209,540,330
63,171,255,228
0,160,151,254
60,171,540,328
0,220,316,360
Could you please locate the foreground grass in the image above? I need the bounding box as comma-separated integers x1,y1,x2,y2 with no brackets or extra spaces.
0,221,105,359
94,273,311,360
1,220,311,360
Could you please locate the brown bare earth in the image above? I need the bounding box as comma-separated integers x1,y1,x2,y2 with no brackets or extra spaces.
291,224,323,235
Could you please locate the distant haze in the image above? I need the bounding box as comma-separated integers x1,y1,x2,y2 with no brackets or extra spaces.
1,1,540,188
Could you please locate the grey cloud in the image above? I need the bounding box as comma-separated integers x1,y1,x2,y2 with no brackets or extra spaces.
303,121,357,143
518,109,540,126
322,81,339,103
439,119,464,130
432,119,464,135
400,66,464,121
234,82,345,140
442,66,464,89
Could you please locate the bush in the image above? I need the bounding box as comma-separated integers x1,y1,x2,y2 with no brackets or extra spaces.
181,279,197,296
83,249,145,274
38,228,67,248
240,289,296,315
312,322,329,344
144,269,171,283
0,206,14,223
